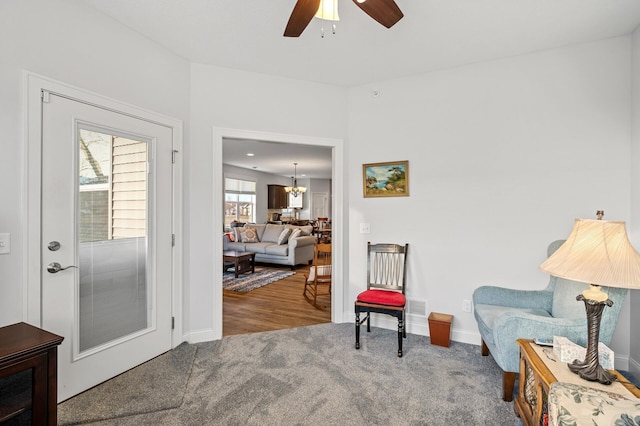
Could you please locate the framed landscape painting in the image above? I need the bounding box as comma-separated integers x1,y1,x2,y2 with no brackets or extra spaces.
363,161,409,198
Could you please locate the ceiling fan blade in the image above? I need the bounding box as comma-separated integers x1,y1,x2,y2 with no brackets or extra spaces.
352,0,404,28
284,0,322,37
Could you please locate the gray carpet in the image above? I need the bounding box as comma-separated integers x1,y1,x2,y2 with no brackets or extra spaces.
57,323,516,425
222,268,295,292
58,342,197,425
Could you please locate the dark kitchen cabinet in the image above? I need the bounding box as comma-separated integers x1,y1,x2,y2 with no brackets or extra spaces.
268,185,288,209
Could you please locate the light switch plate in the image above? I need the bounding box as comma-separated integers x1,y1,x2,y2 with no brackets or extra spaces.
0,233,10,255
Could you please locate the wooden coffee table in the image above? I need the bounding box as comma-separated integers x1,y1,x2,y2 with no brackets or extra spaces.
223,251,256,278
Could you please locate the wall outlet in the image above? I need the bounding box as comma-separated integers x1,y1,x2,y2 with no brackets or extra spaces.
359,223,371,234
462,299,472,313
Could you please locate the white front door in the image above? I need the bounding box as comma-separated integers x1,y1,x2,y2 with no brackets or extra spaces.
41,93,173,401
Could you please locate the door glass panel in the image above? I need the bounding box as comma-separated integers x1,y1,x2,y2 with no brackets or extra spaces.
78,128,149,353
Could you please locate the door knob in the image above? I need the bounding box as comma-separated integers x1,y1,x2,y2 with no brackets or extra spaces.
47,262,78,273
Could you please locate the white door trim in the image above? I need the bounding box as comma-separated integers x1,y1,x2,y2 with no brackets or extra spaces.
23,71,183,346
213,128,345,340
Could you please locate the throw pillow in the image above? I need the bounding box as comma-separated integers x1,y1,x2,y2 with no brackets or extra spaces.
277,228,292,245
233,227,243,242
261,224,285,243
298,225,314,236
289,228,302,240
240,227,259,243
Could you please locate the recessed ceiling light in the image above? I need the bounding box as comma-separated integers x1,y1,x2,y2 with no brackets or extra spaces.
246,153,254,157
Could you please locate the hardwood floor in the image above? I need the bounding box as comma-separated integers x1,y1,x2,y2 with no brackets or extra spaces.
223,264,331,337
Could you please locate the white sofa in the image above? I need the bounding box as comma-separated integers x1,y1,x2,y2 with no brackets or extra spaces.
224,223,315,268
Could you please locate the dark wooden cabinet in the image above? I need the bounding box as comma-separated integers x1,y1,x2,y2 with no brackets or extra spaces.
0,322,64,425
268,185,289,209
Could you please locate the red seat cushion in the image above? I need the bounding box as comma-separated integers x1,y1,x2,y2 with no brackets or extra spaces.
357,289,405,307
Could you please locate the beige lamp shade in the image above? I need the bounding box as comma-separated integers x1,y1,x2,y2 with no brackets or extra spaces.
540,219,640,290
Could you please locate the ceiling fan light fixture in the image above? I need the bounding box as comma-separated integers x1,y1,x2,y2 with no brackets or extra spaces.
284,0,402,37
315,0,340,21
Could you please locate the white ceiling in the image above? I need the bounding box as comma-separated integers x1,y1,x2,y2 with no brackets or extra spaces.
81,0,640,87
223,138,332,179
79,0,640,177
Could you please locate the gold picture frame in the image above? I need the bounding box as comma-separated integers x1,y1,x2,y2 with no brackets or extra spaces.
363,161,409,198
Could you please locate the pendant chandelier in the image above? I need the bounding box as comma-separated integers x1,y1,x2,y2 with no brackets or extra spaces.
284,162,307,197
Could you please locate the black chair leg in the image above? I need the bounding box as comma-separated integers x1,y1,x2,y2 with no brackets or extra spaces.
355,311,360,349
397,317,404,357
366,315,371,332
402,313,406,338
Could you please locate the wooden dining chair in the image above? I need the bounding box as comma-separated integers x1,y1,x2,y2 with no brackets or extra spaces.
303,243,332,309
355,242,409,357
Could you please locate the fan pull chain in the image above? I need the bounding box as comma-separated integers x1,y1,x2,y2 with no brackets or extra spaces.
320,24,337,38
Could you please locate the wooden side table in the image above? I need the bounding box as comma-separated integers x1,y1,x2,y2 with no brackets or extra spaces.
0,322,64,425
514,338,640,426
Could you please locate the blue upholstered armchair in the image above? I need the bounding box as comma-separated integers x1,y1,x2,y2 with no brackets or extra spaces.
472,240,628,401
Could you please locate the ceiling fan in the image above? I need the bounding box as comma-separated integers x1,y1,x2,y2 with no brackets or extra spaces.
284,0,404,37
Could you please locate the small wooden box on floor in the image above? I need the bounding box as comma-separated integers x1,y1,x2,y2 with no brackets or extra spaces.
428,312,453,347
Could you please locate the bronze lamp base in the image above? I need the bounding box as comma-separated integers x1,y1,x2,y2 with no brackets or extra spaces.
568,295,616,384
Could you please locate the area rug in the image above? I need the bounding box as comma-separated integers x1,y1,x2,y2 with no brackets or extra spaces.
57,342,197,425
57,323,516,425
223,268,295,292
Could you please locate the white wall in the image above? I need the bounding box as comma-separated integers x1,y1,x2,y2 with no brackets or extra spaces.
630,27,640,376
347,37,633,362
0,0,189,326
187,64,347,338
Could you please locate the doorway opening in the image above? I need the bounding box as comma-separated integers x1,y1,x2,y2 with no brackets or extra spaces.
222,138,333,335
212,128,344,340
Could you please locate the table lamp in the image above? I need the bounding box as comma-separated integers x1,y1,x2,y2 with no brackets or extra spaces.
540,211,640,384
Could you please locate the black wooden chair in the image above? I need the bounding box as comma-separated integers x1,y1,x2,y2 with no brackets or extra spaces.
355,242,409,357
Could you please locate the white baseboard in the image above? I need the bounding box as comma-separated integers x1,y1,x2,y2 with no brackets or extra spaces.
614,354,629,372
342,311,481,346
629,357,640,376
451,329,481,346
184,328,216,344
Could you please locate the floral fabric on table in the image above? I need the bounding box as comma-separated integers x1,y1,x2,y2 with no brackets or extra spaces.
548,381,640,426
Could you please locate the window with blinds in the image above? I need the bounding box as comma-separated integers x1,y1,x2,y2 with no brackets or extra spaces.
224,178,256,229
